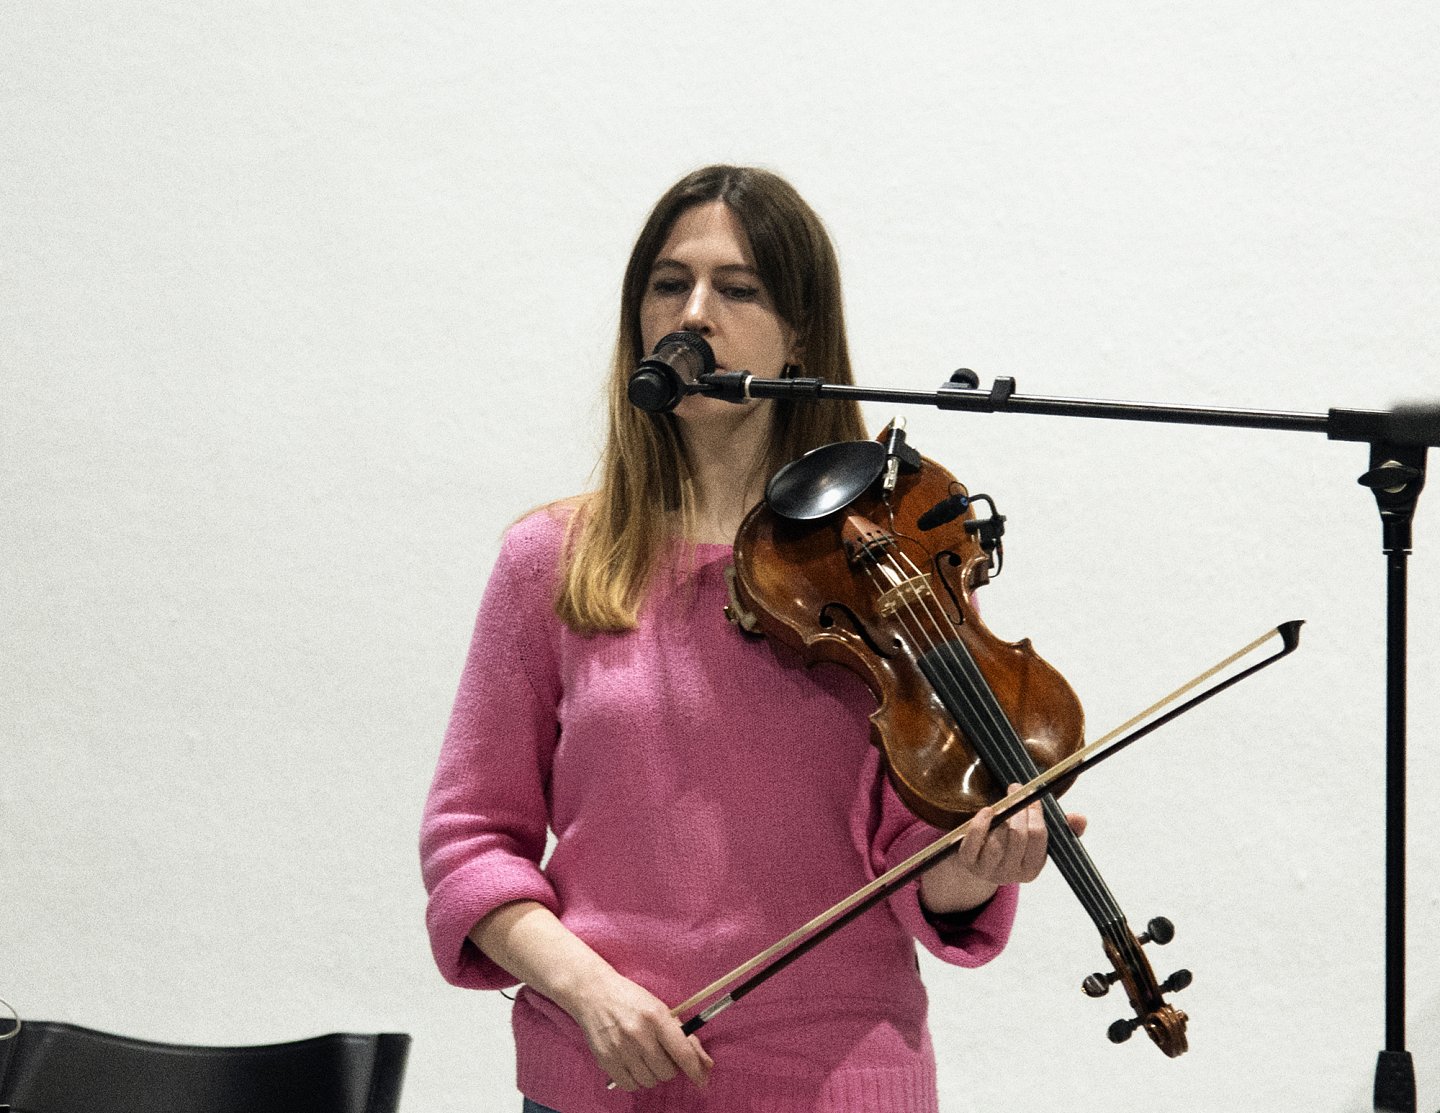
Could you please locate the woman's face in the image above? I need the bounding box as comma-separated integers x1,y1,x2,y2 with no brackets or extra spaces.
639,201,799,424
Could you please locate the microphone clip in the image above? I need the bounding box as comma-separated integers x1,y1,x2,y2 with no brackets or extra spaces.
880,418,922,494
962,493,1006,576
916,487,1006,577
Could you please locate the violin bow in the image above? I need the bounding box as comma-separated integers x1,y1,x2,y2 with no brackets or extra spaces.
670,619,1304,1035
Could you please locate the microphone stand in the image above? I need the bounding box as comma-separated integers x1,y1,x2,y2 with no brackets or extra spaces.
698,368,1438,1113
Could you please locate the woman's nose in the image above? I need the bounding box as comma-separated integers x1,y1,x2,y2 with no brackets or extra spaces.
680,283,713,335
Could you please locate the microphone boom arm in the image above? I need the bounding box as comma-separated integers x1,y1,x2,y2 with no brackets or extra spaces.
698,370,1439,447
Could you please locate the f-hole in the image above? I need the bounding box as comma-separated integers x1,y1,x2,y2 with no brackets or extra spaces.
819,602,893,659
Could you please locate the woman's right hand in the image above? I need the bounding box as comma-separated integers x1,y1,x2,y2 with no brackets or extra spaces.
468,900,711,1092
559,968,713,1092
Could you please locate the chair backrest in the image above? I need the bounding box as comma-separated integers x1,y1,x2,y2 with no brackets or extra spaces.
0,1022,410,1113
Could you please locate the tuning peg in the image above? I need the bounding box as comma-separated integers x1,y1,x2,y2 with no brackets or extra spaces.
1163,969,1193,993
1138,916,1175,946
1082,970,1120,998
1107,1016,1141,1044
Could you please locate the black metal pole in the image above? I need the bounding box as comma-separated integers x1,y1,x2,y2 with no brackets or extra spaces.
1371,542,1414,1113
1360,438,1427,1113
699,367,1432,443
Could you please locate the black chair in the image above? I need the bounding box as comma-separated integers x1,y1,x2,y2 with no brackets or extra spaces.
0,1022,410,1113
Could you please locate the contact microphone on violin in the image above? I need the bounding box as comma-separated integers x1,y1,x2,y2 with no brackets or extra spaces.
627,331,717,413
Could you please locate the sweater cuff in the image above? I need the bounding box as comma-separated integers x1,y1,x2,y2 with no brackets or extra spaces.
881,823,1018,967
426,857,560,990
921,891,995,933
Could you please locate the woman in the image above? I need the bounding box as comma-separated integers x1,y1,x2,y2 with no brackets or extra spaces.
421,165,1079,1112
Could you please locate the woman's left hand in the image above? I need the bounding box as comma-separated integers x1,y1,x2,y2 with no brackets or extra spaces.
919,784,1087,915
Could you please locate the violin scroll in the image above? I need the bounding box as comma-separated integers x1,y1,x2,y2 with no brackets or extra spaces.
1082,916,1192,1057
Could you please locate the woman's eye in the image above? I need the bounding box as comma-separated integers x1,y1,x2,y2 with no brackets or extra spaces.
725,285,760,301
650,278,689,296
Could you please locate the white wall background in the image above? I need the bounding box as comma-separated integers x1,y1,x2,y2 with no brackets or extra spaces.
4,3,1438,1111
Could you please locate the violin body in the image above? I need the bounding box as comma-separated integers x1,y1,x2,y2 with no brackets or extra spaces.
731,444,1083,829
727,428,1190,1058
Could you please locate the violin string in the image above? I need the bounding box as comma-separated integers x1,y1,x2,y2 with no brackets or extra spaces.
869,541,1129,945
875,540,1152,981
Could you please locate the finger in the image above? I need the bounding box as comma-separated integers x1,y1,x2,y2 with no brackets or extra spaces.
1018,807,1050,880
690,1035,714,1083
625,1052,662,1089
606,1063,640,1093
1067,812,1088,838
976,825,1013,880
983,785,1034,873
994,786,1044,882
606,1028,665,1091
1015,790,1044,834
1002,785,1034,866
604,1054,659,1094
592,1038,644,1092
635,1037,679,1087
655,1020,710,1088
960,805,994,867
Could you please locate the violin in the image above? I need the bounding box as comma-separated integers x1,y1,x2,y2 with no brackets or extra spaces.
724,422,1193,1057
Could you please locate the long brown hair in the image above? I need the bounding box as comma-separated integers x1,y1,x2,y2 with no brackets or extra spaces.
557,165,868,632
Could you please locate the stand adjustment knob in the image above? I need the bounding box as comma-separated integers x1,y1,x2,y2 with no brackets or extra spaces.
1358,461,1422,494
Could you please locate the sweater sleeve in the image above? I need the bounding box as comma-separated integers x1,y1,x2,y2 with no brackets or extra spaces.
419,513,566,989
869,762,1019,968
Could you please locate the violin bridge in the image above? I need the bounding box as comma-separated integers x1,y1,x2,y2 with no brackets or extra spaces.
876,574,935,617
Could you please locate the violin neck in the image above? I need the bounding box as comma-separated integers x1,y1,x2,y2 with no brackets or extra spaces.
919,643,1128,935
1030,794,1128,933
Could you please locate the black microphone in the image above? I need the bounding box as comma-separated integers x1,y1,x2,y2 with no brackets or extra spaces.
626,331,716,413
916,493,970,531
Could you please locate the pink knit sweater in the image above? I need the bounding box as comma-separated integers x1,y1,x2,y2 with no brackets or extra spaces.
421,508,1018,1112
